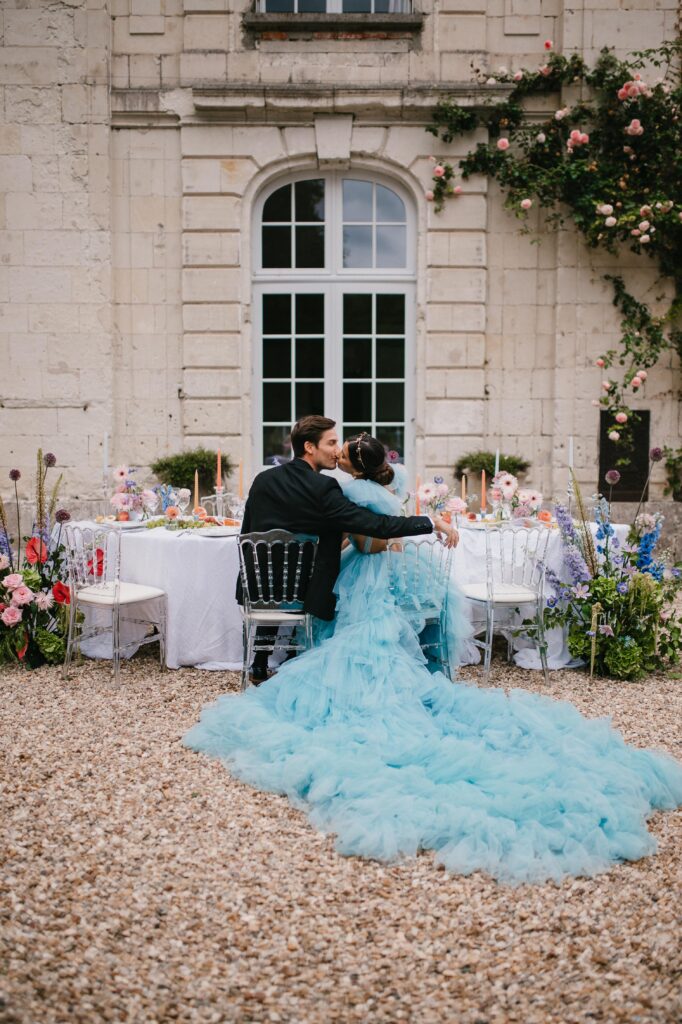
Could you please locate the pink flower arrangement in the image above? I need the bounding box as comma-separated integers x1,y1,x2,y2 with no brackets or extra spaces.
495,472,518,502
1,606,22,628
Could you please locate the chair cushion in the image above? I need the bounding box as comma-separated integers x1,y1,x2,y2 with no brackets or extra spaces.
461,582,538,604
77,582,165,606
246,609,307,623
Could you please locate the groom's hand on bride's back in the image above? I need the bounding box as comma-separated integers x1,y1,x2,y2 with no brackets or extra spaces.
433,516,459,548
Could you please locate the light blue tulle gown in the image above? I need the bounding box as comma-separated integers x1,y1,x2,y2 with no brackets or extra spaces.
183,477,682,884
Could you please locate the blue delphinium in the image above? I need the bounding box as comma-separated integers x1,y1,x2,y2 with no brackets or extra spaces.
637,520,664,580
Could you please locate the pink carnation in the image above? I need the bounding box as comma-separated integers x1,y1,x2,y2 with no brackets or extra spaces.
1,606,22,627
11,586,34,607
3,573,23,592
496,138,510,151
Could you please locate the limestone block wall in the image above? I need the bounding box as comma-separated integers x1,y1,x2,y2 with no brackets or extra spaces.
0,0,113,500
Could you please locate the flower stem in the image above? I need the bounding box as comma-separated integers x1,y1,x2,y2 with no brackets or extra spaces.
14,481,21,568
633,459,653,524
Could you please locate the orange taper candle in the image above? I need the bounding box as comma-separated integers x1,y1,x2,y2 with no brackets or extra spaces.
461,473,467,502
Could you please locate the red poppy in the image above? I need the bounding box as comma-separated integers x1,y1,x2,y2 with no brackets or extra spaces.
25,537,48,565
87,548,105,578
52,581,71,605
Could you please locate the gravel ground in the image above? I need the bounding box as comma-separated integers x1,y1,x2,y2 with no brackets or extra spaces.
1,657,680,1024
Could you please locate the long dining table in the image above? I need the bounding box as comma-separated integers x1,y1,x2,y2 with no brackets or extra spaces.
74,519,628,673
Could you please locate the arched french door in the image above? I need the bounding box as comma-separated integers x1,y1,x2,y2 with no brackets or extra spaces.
252,172,416,468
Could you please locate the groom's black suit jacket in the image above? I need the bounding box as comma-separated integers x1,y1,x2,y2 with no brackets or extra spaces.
237,458,433,620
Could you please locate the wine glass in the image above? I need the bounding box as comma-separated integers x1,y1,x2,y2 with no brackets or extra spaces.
177,488,191,517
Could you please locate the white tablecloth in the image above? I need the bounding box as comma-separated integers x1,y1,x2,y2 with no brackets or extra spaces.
74,520,628,672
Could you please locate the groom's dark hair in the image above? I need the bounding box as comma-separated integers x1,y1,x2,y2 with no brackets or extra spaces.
291,415,336,456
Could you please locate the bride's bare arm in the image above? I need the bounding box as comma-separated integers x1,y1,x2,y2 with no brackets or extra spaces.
350,534,388,553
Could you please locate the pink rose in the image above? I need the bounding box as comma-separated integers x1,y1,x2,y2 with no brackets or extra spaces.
1,606,22,627
536,132,546,143
580,133,589,144
555,108,568,121
640,234,650,243
639,205,651,216
513,71,523,82
3,573,23,591
496,138,510,151
605,217,617,227
425,190,434,202
539,65,550,77
615,412,628,424
596,358,605,368
11,586,34,607
520,198,533,210
570,130,582,143
638,220,650,232
544,39,553,50
608,431,620,441
638,370,647,380
433,165,445,178
631,229,641,236
631,377,642,388
452,185,462,195
598,204,613,215
601,380,611,390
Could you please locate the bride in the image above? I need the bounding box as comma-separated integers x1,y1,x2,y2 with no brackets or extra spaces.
183,434,682,885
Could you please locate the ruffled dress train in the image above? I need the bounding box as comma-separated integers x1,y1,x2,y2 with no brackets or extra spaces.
183,479,682,885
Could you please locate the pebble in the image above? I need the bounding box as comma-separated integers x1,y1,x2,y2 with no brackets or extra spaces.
0,656,680,1023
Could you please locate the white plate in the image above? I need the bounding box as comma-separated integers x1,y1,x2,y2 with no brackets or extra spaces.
196,525,241,537
105,520,148,530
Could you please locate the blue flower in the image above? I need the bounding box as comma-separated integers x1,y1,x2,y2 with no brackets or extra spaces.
616,581,629,594
546,596,557,608
672,568,681,578
433,476,444,484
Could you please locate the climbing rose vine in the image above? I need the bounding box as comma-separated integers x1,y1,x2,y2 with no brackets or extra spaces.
427,41,682,460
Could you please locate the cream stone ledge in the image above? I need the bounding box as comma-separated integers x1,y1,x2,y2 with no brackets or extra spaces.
190,83,512,123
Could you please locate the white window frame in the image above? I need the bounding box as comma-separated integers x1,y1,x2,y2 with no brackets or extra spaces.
253,172,416,472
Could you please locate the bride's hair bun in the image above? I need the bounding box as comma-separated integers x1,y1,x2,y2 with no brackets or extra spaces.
348,433,395,486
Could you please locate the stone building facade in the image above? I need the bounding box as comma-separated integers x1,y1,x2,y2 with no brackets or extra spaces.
0,0,680,504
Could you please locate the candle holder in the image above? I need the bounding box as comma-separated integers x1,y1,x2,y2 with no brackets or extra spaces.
214,486,225,518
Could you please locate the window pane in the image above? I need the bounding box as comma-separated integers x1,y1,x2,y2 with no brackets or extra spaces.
263,339,291,379
295,338,324,378
376,426,404,459
263,294,291,334
599,410,651,502
296,382,325,418
344,424,372,440
343,338,372,379
376,185,405,223
295,179,325,222
262,226,291,268
296,294,324,334
344,382,372,422
376,294,405,334
376,337,404,378
263,425,293,465
376,383,404,422
343,0,372,9
343,225,372,268
298,0,327,9
295,226,325,268
343,179,372,221
263,184,291,223
263,382,291,422
373,0,393,13
343,294,372,334
376,225,406,268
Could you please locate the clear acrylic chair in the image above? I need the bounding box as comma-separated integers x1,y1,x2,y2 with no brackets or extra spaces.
62,524,167,683
238,530,319,690
460,524,551,683
387,537,454,679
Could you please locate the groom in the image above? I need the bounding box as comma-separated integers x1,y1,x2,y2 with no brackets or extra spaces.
238,415,458,682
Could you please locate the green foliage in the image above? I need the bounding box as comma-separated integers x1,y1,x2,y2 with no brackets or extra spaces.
151,447,234,495
662,444,682,499
428,42,682,461
454,450,530,480
35,627,66,665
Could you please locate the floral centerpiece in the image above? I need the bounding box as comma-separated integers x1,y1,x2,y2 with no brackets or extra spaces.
110,465,158,521
490,472,547,522
0,452,73,668
416,476,470,519
543,467,681,680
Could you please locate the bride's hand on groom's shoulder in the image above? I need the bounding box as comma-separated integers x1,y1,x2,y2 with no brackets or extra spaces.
433,516,459,549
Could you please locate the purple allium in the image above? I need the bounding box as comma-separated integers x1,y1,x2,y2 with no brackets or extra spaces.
9,469,20,482
605,469,620,486
649,447,663,462
43,452,57,467
55,509,71,524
